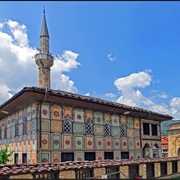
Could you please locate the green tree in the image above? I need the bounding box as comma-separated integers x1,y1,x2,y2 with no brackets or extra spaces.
0,144,13,164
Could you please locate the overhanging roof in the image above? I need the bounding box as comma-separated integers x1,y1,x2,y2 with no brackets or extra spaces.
0,86,173,121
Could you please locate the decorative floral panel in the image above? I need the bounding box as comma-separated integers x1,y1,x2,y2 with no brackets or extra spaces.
27,106,31,121
73,122,84,134
111,115,120,126
51,106,62,120
73,109,84,122
62,134,72,150
41,152,50,163
129,151,134,159
31,104,36,119
85,110,93,120
52,152,60,163
94,112,103,124
135,138,140,150
121,137,128,151
27,152,31,164
74,152,84,161
113,138,120,150
31,119,36,132
114,151,120,160
95,137,104,150
27,121,31,133
74,135,84,150
134,129,140,137
96,151,104,161
41,105,50,119
127,117,134,128
32,140,36,151
41,119,50,132
111,127,120,136
127,129,134,137
51,121,62,133
134,118,140,129
105,136,112,150
52,134,61,150
120,116,127,124
128,138,134,150
104,113,111,122
31,152,37,164
18,110,23,123
63,106,73,119
41,133,50,150
135,151,142,159
94,125,104,136
85,135,94,150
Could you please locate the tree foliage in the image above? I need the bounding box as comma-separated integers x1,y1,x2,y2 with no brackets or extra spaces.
0,144,13,164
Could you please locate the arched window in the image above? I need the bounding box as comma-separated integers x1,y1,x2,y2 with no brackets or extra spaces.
85,122,93,135
63,121,72,133
104,124,111,136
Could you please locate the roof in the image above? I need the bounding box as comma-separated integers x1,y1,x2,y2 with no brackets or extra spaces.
0,157,180,176
0,86,173,121
40,9,49,38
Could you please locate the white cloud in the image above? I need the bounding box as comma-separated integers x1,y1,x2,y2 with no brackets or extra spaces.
104,92,116,99
157,92,168,99
107,53,116,61
170,98,180,119
85,92,90,96
0,19,80,105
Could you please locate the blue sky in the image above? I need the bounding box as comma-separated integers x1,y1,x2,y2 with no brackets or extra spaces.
0,2,180,119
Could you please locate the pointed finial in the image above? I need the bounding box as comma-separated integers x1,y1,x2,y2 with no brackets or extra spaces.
43,6,45,14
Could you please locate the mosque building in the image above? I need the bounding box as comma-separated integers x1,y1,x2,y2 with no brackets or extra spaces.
0,10,173,164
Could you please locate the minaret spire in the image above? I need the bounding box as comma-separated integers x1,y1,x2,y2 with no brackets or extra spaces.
34,8,54,90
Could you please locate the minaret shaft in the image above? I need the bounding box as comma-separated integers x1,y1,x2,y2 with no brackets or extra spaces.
35,9,54,90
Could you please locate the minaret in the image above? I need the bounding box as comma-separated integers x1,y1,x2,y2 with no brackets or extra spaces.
35,8,54,89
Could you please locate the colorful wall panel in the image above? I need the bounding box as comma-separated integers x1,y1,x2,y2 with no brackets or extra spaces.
105,137,112,150
51,106,62,120
51,120,62,132
31,152,37,164
41,133,50,150
94,125,104,136
31,104,36,119
74,109,84,122
134,118,140,129
27,106,31,121
62,134,72,150
111,127,120,136
85,110,93,121
74,135,84,150
104,113,111,122
63,106,73,119
74,152,84,161
113,137,120,150
135,138,141,150
121,137,128,151
114,151,120,160
41,119,50,132
85,136,94,150
128,138,134,150
127,117,134,128
52,152,60,163
51,134,61,150
94,112,103,124
129,150,134,159
41,152,50,163
95,137,104,150
96,151,104,160
134,129,140,137
41,104,50,119
111,115,120,126
73,122,84,134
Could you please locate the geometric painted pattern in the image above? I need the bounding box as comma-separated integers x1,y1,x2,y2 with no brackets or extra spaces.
127,129,134,137
41,105,50,119
105,136,112,150
74,152,84,161
51,121,62,132
27,106,31,121
113,138,120,150
73,109,84,122
134,118,140,129
63,107,73,119
114,151,120,160
128,138,134,150
129,151,134,159
94,112,103,124
31,104,36,119
52,134,61,150
134,129,140,137
121,138,128,151
111,127,120,136
85,136,94,150
135,151,141,159
41,133,49,150
74,135,84,150
111,115,120,126
95,137,104,150
73,123,84,134
127,117,134,128
41,152,50,163
42,120,50,131
135,138,141,150
51,106,62,120
94,125,104,136
96,151,104,161
52,152,60,163
62,134,72,150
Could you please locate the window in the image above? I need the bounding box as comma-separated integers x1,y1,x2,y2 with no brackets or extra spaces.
104,152,114,160
4,124,7,139
22,153,27,163
76,169,93,179
85,152,95,161
85,122,93,135
143,123,150,135
23,117,27,135
14,153,18,164
61,152,74,162
106,167,119,179
129,165,139,179
152,124,158,136
160,162,167,176
120,123,126,137
15,121,19,136
121,152,129,159
33,173,59,179
172,161,178,173
104,125,110,136
63,121,72,133
146,163,154,178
